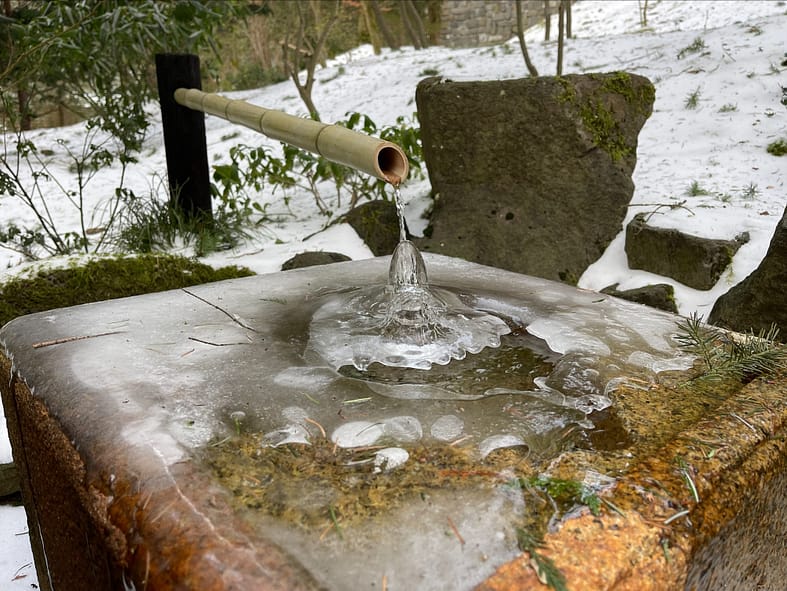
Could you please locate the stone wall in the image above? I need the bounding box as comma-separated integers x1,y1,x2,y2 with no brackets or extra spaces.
440,0,555,48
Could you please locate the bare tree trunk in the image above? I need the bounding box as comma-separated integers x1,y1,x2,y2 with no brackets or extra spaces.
400,0,421,49
638,0,649,27
360,1,382,54
565,0,572,38
16,88,31,130
3,0,31,130
544,0,551,41
404,0,428,48
370,0,399,49
282,0,340,121
425,0,441,45
516,0,539,77
556,0,565,76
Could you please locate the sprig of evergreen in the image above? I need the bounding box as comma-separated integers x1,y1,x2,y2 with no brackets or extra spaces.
676,313,787,382
515,528,568,591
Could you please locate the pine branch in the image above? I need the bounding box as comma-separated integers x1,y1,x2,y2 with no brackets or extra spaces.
515,528,568,591
676,314,787,382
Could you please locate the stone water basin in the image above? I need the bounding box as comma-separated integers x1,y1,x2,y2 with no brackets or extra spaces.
2,254,786,590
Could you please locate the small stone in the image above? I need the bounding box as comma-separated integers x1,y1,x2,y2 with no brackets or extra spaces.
601,283,678,313
281,251,351,271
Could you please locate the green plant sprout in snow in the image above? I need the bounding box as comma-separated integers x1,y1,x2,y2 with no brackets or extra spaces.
741,182,759,199
686,180,710,196
684,87,702,109
677,37,707,59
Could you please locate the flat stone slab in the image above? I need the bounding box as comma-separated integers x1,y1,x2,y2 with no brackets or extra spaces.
2,254,786,590
626,212,749,290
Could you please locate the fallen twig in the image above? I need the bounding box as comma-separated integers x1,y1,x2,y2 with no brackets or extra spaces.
303,417,327,438
446,516,465,546
32,330,124,349
188,337,251,347
182,288,257,332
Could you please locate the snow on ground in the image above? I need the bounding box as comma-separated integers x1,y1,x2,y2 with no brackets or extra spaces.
1,1,785,586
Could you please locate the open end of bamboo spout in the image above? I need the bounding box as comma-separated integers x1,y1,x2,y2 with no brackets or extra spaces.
378,145,409,186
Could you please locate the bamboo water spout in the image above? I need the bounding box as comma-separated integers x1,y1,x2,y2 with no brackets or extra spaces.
173,88,409,185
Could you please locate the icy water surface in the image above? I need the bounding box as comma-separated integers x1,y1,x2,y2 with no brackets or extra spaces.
0,254,698,591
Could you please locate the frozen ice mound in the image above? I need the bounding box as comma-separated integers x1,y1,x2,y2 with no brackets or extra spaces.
307,241,511,370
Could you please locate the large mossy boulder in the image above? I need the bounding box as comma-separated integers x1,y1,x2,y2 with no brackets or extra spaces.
709,206,787,338
414,72,655,284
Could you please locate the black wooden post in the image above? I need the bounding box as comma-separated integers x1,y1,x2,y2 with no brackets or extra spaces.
155,53,212,220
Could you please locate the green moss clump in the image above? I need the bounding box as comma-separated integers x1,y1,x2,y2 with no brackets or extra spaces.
767,139,787,156
559,72,654,162
579,100,632,161
203,433,538,530
596,71,655,109
0,253,254,327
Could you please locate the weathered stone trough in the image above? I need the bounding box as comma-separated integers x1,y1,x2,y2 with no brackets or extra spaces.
2,255,786,591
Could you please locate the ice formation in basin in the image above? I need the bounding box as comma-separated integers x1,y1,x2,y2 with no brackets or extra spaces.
308,240,511,370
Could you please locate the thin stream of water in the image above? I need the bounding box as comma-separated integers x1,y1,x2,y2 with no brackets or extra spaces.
393,185,407,242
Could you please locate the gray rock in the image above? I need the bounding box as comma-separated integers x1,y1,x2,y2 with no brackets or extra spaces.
601,283,678,314
626,213,749,290
341,200,406,256
414,72,654,284
281,251,351,271
709,206,787,339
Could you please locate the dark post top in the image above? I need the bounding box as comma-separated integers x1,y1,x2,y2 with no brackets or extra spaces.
155,53,212,220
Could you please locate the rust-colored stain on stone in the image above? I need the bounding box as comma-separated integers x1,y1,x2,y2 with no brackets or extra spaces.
477,511,687,591
478,371,787,591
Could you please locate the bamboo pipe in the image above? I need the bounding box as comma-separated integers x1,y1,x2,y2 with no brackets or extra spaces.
173,88,409,185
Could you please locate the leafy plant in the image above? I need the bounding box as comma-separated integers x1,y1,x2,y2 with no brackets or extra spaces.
1,1,239,144
115,177,269,257
675,313,787,383
214,112,423,217
0,118,134,259
0,1,241,259
718,103,737,113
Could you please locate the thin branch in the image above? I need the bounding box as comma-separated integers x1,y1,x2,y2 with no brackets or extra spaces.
187,337,252,347
181,288,257,332
32,330,125,349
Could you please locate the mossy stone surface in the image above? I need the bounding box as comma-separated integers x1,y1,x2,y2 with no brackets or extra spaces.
0,253,254,327
415,72,654,285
